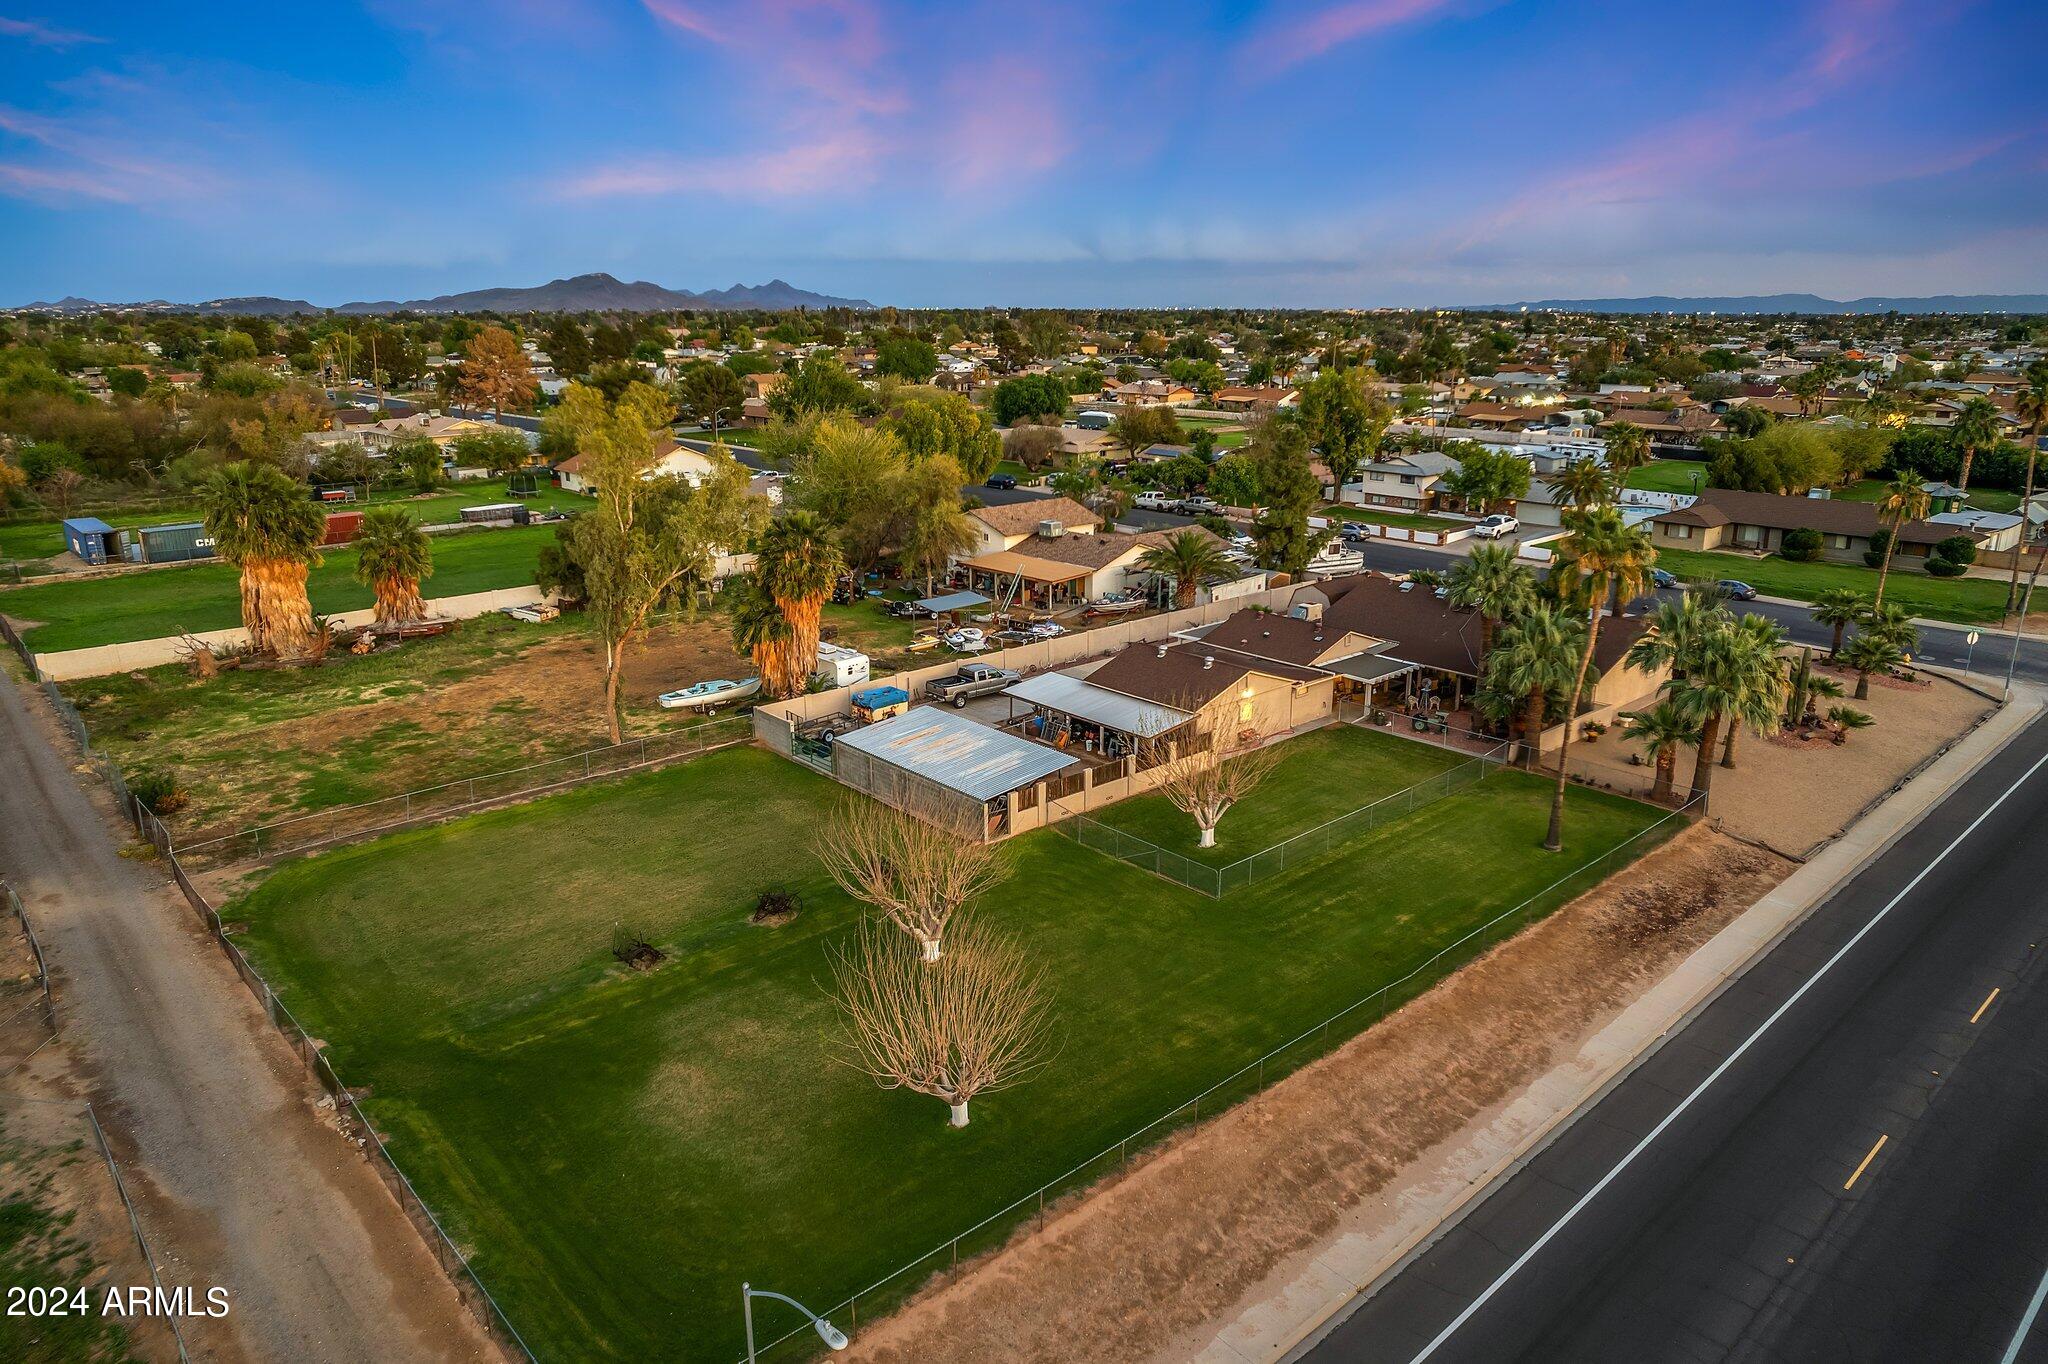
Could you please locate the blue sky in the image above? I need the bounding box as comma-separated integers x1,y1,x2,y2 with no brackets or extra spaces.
2,0,2044,308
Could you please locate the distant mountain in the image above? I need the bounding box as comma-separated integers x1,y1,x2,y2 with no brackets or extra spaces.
10,272,874,315
1470,292,2048,315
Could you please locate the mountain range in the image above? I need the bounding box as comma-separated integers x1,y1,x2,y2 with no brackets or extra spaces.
1471,292,2048,315
10,273,875,316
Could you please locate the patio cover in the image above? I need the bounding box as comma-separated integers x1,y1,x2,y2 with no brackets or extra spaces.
913,589,992,613
1002,671,1191,738
1321,651,1421,683
960,550,1092,583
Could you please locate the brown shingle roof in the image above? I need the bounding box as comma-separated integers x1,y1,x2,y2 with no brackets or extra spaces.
1653,487,1950,545
1197,608,1364,666
969,496,1098,537
1311,573,1650,679
1086,639,1324,710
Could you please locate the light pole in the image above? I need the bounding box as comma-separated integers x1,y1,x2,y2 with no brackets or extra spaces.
742,1283,848,1363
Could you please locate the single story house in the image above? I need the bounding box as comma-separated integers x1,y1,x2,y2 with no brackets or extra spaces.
1648,487,1961,563
1927,508,2023,552
357,413,495,452
554,438,721,495
962,495,1099,558
1211,385,1300,411
955,526,1198,609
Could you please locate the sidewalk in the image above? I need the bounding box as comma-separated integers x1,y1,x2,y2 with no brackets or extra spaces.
1184,685,2041,1364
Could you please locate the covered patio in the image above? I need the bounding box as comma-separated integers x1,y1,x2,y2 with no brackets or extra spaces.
999,669,1193,764
957,550,1092,611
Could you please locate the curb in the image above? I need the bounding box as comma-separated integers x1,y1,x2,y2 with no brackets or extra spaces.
1199,687,2044,1364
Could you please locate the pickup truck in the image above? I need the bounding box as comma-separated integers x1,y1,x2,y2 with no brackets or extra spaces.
1177,495,1222,516
1132,490,1178,511
924,663,1023,707
1470,513,1520,539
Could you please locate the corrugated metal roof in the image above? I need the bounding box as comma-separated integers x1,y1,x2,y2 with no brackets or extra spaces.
915,589,992,612
836,706,1079,801
1322,651,1419,683
1002,671,1191,738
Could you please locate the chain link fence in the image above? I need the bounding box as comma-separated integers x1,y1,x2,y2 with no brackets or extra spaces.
2,881,54,1035
742,797,1700,1362
1058,743,1509,898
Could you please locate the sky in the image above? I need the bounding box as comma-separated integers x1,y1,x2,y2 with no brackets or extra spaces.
1,0,2045,309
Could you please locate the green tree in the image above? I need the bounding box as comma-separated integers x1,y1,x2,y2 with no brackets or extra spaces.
1602,421,1651,487
990,373,1070,426
1138,529,1238,609
1297,368,1390,495
677,360,746,440
1950,396,2002,494
875,333,939,381
770,354,873,419
1837,630,1902,701
544,318,592,378
1247,422,1322,574
1811,587,1867,658
1871,469,1930,609
1106,404,1184,465
1619,702,1698,803
1440,444,1533,514
201,461,327,659
353,506,433,625
731,510,845,699
892,455,978,592
1544,505,1654,849
2007,362,2048,615
1445,540,1534,664
888,392,1001,483
1484,603,1586,768
1715,614,1789,768
452,427,532,476
389,437,444,492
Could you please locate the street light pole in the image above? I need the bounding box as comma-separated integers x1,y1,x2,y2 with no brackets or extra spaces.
742,1283,849,1363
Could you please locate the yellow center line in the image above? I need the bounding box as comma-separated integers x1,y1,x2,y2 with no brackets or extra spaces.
1845,1134,1888,1191
1971,987,2002,1024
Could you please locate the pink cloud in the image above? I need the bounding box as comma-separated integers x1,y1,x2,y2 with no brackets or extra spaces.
642,0,905,116
562,128,887,201
1239,0,1461,79
0,161,130,200
0,15,103,48
0,105,218,206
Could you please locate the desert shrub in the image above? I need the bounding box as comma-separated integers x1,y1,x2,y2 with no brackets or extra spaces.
127,767,186,815
752,885,804,925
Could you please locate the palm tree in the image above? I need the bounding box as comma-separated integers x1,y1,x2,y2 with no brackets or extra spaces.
1137,530,1238,609
1602,421,1651,490
1550,458,1614,510
1668,623,1747,806
1485,603,1585,768
352,506,433,626
1950,396,2002,494
1811,587,1867,659
1625,591,1729,682
1858,599,1918,654
1545,505,1655,850
740,511,845,699
2006,362,2048,617
1446,540,1534,664
201,461,328,659
1619,703,1697,803
1716,614,1789,768
1838,630,1903,700
1871,470,1930,610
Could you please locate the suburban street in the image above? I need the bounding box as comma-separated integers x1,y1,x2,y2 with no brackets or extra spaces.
1294,710,2048,1364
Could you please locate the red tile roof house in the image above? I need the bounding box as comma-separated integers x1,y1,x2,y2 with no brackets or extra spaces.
1648,487,1968,565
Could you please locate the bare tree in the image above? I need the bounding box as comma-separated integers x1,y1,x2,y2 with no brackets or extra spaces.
831,918,1052,1128
1153,711,1283,848
817,792,1006,961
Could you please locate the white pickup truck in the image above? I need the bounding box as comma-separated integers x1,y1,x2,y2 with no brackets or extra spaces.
1470,514,1520,539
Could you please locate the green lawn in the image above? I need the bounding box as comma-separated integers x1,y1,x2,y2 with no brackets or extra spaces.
0,524,550,650
1325,505,1465,532
1626,461,1710,495
228,734,1665,1361
1834,478,2020,513
1089,726,1468,864
1651,546,2010,624
0,479,584,564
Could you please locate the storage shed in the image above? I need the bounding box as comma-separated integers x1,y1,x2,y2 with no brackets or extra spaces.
322,510,364,545
833,706,1079,841
62,517,120,565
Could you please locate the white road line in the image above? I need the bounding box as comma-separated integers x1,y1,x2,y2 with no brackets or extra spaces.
2003,1261,2048,1364
1406,741,2048,1364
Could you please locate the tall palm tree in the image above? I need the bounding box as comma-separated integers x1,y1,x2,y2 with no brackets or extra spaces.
1717,614,1789,768
202,461,328,659
1950,395,2002,494
1871,470,1930,610
1446,540,1534,664
740,511,845,699
352,506,433,626
1810,587,1867,659
1669,623,1746,806
1550,458,1614,511
2006,362,2048,617
1545,505,1655,850
1137,530,1238,609
1601,421,1651,490
1484,603,1585,768
1625,591,1729,683
1619,702,1697,803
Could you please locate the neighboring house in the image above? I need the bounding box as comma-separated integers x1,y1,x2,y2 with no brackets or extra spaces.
1211,385,1300,412
1648,487,1962,562
961,496,1099,557
743,372,784,400
1341,449,1462,511
955,525,1208,608
554,438,719,495
1102,378,1198,407
357,412,494,452
1927,508,2022,552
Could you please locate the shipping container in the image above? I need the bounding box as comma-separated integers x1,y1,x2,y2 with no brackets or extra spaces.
122,521,215,564
323,510,364,545
459,502,531,526
62,517,120,565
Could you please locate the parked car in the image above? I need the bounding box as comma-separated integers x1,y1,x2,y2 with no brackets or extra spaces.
1339,520,1374,541
1649,567,1680,590
1228,532,1257,551
1177,495,1222,516
924,662,1021,706
1470,514,1519,539
1133,490,1178,511
985,473,1018,490
1717,579,1759,601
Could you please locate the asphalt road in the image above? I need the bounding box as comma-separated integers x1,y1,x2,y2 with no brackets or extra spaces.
1296,710,2048,1364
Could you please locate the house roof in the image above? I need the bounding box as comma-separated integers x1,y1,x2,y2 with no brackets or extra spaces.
836,707,1078,801
998,528,1175,571
1189,608,1365,666
958,549,1092,583
1085,639,1324,710
969,496,1097,537
1652,487,1951,545
1002,671,1191,738
1309,573,1649,680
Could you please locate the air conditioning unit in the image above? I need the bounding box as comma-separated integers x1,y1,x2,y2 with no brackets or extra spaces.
1037,519,1066,538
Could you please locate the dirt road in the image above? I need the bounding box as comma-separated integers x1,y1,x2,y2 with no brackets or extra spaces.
0,673,501,1364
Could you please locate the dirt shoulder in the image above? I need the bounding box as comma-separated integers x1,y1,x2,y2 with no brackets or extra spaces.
844,826,1792,1364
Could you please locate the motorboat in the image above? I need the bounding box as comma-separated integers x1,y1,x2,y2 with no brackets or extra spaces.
1084,590,1147,616
657,677,761,710
1304,543,1367,576
943,627,988,652
1023,620,1066,640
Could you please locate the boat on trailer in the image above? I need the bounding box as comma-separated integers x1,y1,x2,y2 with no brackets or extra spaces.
657,677,761,710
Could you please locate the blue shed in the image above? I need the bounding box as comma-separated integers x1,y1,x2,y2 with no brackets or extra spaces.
62,517,120,565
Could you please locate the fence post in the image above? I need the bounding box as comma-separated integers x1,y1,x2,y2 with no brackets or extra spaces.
468,778,477,806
